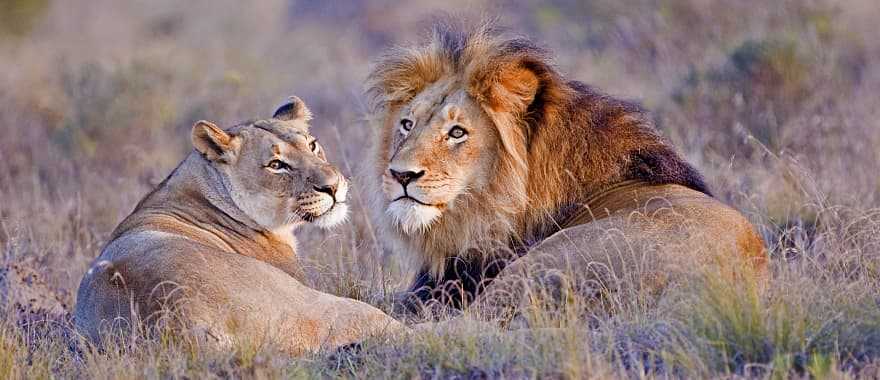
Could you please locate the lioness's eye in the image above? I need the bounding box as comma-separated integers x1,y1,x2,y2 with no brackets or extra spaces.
309,140,319,153
266,160,289,171
448,126,468,139
400,119,414,132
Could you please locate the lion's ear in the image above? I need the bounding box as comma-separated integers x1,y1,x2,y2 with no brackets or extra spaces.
273,96,313,123
191,120,240,163
485,64,540,116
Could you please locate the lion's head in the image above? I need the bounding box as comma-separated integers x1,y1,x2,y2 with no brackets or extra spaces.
379,83,505,234
192,96,349,231
366,23,561,274
367,22,709,277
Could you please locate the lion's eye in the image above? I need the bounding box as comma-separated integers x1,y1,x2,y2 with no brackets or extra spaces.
448,126,468,139
309,140,319,153
400,119,414,132
266,160,290,171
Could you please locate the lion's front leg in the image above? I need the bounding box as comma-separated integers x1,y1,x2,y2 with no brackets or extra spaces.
393,253,515,321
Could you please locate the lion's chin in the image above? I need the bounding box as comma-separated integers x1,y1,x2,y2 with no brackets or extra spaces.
386,200,442,235
311,203,349,229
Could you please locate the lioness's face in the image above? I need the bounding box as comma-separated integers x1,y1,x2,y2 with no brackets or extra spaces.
226,124,349,230
193,98,349,231
382,84,499,234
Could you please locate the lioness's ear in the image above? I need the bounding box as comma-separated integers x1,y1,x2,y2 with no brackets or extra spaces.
272,96,313,123
191,120,240,163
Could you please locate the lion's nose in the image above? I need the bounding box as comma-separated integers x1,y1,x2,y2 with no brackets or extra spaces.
390,169,425,186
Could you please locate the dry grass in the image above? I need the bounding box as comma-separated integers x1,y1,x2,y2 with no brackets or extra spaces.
2,0,879,378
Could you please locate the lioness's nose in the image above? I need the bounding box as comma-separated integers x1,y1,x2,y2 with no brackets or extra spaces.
311,166,341,199
390,169,425,186
314,183,337,197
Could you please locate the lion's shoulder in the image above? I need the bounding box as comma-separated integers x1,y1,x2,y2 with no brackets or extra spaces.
560,81,712,196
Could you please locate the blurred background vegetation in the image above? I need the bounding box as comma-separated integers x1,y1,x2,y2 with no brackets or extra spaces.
1,0,879,378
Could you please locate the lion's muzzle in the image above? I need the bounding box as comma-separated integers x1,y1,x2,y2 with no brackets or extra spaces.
383,166,451,234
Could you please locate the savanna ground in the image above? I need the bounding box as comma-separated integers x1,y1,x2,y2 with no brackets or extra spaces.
1,0,879,378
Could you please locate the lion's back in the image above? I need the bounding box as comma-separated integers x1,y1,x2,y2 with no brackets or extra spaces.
520,184,766,286
546,184,766,278
629,184,766,271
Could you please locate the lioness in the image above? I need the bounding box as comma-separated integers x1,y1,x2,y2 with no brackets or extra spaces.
75,97,402,354
366,23,767,320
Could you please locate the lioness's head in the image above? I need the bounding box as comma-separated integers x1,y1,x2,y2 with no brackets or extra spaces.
192,96,348,230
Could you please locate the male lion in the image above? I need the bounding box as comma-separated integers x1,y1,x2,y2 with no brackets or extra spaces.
366,23,767,320
75,97,402,354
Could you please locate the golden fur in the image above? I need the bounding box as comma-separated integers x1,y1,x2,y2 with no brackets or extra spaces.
366,22,766,314
75,97,402,354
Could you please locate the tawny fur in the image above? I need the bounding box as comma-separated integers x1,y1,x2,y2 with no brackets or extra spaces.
75,98,402,355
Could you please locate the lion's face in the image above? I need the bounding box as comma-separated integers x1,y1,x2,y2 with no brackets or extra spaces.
192,98,349,231
381,82,500,234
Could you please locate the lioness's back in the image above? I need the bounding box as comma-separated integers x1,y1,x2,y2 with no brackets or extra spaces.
77,235,398,353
